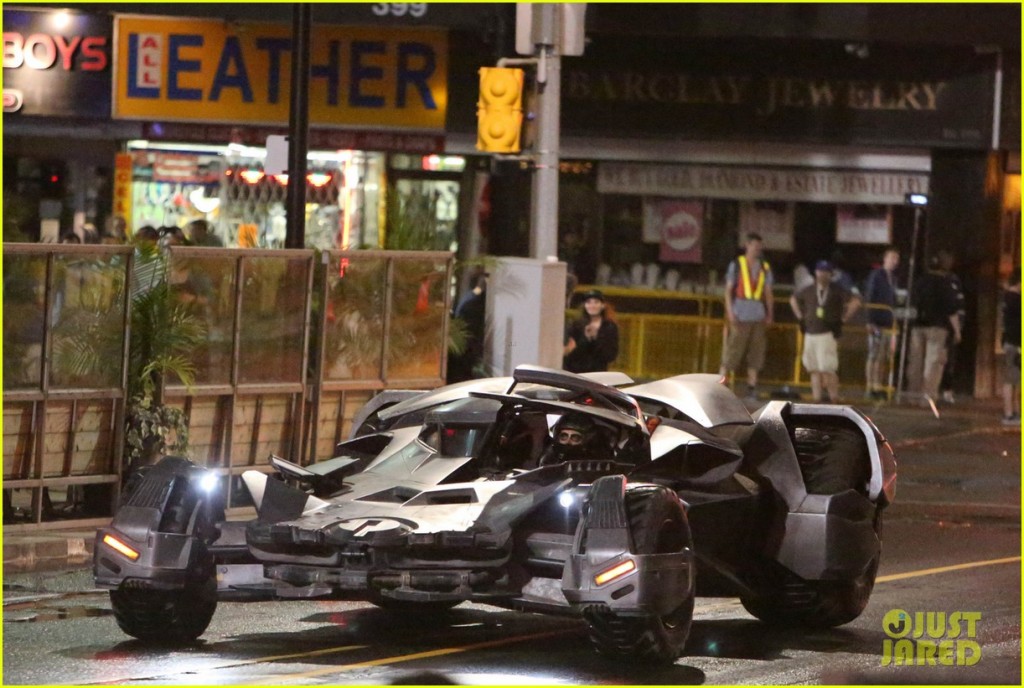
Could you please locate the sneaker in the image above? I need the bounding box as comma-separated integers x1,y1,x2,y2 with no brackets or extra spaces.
942,390,955,404
1001,414,1020,426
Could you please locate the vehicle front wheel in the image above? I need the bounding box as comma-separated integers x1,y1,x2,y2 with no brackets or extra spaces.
584,486,694,664
109,554,217,642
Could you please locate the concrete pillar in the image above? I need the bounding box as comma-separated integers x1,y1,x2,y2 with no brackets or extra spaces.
926,150,1005,398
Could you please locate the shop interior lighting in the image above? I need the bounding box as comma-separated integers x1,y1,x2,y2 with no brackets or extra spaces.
307,172,332,188
239,169,265,184
127,139,355,163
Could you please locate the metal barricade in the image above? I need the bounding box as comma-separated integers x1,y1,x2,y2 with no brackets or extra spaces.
572,285,897,397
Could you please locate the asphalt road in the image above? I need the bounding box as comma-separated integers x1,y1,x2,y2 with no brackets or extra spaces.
3,404,1020,685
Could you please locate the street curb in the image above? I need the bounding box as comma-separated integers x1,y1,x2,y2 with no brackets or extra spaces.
3,532,94,574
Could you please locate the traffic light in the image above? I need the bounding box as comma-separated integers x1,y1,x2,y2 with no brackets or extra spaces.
477,67,524,153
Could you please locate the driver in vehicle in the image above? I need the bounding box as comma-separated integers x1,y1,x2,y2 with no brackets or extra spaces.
539,412,613,465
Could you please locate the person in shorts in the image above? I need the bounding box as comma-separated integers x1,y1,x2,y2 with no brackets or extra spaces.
790,260,861,403
719,233,774,400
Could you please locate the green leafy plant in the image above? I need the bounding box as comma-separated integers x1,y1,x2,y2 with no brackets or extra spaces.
124,278,205,469
383,184,453,251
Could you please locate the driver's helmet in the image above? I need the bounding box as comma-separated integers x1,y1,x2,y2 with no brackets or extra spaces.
550,412,601,461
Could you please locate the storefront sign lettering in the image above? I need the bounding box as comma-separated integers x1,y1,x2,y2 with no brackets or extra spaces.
115,17,447,130
2,31,107,71
2,9,112,118
567,69,948,117
598,162,930,204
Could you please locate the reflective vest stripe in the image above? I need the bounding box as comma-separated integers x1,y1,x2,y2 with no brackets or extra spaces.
736,256,768,301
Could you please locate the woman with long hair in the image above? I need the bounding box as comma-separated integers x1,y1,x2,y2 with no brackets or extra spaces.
563,289,619,373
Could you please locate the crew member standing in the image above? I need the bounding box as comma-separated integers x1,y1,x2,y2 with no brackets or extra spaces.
719,232,774,400
790,261,861,403
863,246,900,399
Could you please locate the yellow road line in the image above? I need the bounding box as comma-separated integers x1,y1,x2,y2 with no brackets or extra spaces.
877,555,1021,583
222,644,368,667
249,628,574,684
239,556,1020,683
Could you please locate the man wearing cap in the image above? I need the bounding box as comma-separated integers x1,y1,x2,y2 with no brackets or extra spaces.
564,289,619,373
790,260,862,403
719,233,774,400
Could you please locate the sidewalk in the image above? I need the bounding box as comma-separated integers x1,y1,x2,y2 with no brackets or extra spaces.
3,397,1019,574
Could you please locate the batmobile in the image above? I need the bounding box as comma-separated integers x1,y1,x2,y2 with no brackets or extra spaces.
94,365,896,663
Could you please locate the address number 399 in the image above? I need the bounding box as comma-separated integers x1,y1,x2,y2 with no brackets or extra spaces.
372,4,427,18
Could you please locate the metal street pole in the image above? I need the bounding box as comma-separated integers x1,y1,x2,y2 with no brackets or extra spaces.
895,204,923,403
285,4,311,249
529,4,560,261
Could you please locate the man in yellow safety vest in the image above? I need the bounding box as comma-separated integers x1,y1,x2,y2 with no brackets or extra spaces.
719,232,774,400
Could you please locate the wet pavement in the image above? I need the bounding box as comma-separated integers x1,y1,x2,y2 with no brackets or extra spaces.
3,396,1019,574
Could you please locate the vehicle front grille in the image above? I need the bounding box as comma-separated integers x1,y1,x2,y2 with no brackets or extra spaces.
123,477,171,510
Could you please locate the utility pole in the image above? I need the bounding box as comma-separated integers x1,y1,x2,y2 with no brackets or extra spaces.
285,4,311,249
528,4,560,261
507,3,585,261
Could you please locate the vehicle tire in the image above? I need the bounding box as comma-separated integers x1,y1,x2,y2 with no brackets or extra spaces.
741,510,882,628
109,552,217,642
584,486,694,664
110,457,221,642
367,589,460,614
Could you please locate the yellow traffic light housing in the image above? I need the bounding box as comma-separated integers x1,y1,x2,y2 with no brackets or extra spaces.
477,67,524,153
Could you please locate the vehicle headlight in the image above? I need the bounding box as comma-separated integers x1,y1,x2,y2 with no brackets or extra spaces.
198,472,219,493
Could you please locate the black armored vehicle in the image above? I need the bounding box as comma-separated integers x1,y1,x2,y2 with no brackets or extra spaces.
94,365,896,663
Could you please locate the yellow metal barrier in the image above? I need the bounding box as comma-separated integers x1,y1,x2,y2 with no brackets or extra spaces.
572,285,897,397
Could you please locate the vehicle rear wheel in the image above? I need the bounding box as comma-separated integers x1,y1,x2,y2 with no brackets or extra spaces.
792,419,870,495
741,510,882,628
110,555,217,642
584,486,694,664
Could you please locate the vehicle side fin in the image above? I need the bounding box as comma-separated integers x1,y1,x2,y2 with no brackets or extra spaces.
241,470,329,522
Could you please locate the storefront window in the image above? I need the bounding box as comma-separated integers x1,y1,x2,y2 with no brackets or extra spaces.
124,142,385,250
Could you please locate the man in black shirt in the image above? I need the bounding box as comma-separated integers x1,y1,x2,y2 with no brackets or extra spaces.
907,253,963,404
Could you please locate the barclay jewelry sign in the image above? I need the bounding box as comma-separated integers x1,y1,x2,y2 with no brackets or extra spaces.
598,162,930,205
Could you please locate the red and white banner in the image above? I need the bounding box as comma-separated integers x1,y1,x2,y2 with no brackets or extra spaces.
836,204,892,244
644,198,704,263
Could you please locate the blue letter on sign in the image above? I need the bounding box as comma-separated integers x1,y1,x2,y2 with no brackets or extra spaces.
168,34,203,101
396,42,436,109
311,40,340,106
210,36,254,102
256,37,291,104
350,41,385,108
